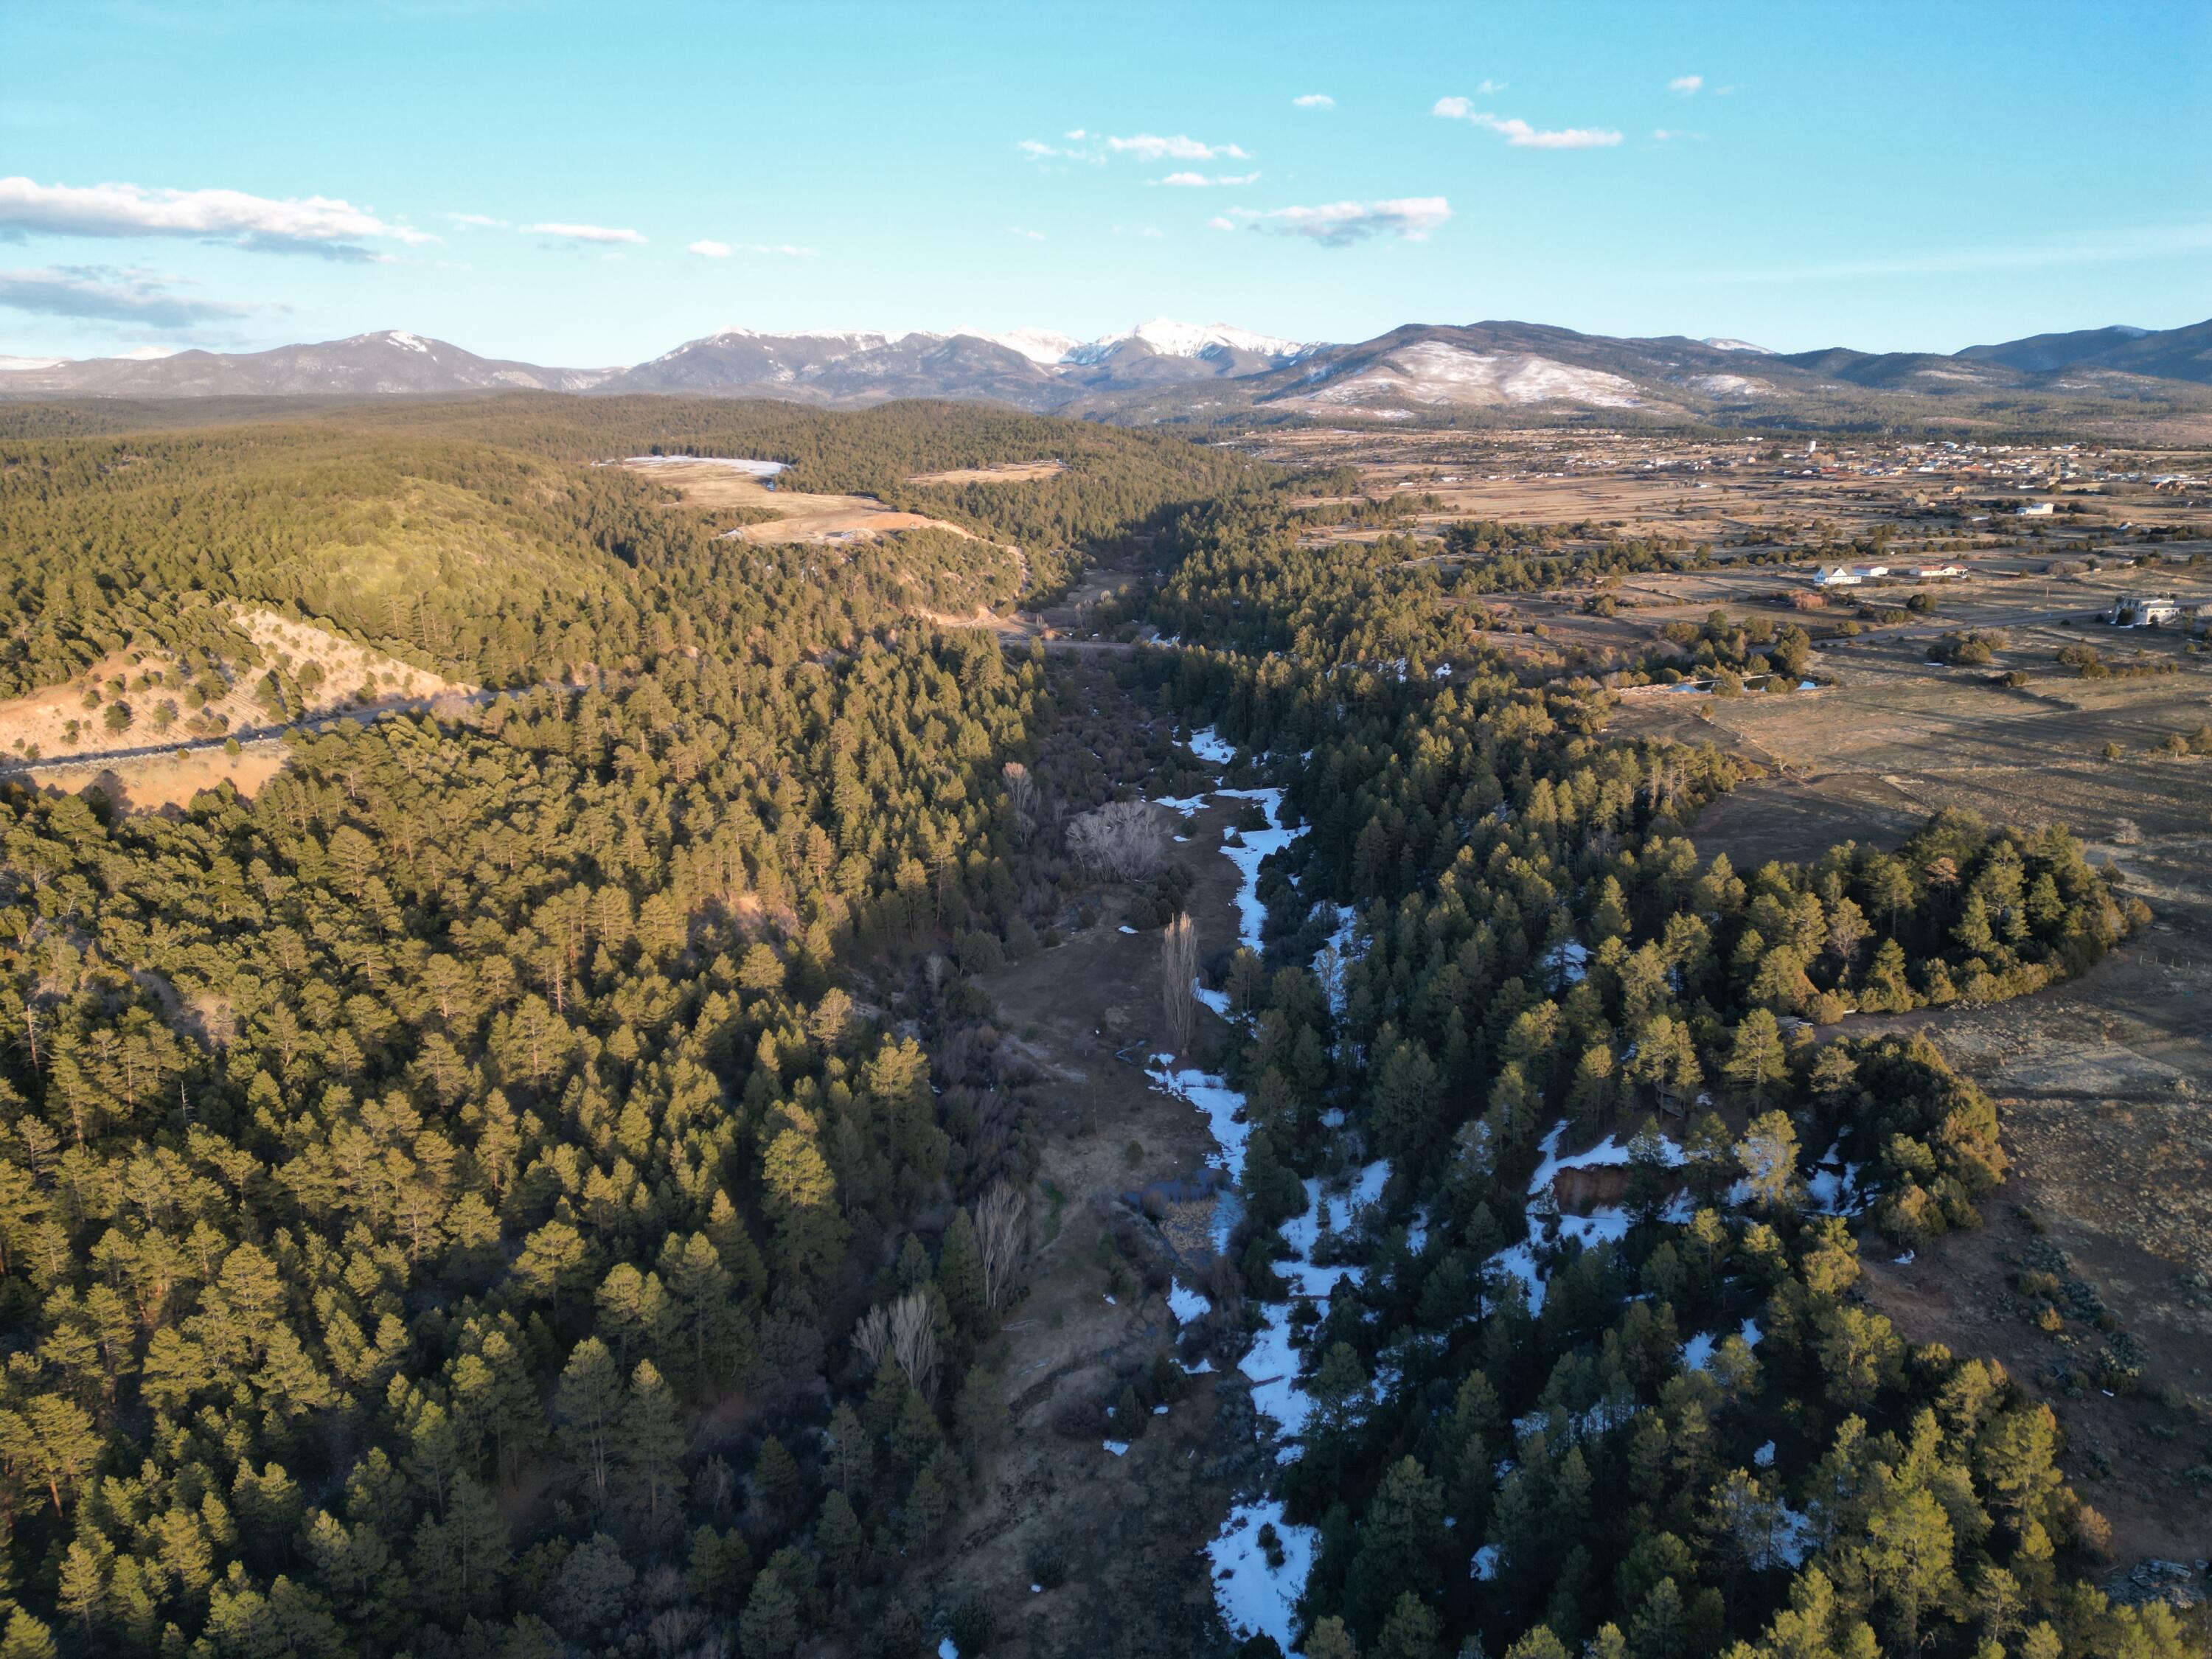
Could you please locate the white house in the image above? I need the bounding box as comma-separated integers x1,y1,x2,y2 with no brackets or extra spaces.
2017,501,2056,517
2107,594,2182,626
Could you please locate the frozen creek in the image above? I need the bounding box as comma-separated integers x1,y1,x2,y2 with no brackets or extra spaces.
1144,728,1388,1654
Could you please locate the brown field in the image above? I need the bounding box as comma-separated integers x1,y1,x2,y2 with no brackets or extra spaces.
1239,424,2212,555
615,456,979,545
907,459,1068,486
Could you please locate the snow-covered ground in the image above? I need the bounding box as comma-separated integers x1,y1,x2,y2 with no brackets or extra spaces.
1209,1498,1316,1652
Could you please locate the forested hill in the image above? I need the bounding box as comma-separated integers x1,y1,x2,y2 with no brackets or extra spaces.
0,398,1263,1659
0,398,1263,698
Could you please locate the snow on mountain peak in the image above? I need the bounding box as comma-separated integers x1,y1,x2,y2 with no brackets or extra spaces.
1701,337,1775,355
1068,318,1307,363
967,327,1082,366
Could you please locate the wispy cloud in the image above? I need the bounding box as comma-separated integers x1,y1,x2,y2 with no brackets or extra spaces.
688,240,731,257
1668,74,1703,95
1009,226,1047,241
1293,93,1334,110
1154,171,1260,188
1432,97,1621,148
1016,136,1105,168
444,212,507,229
0,175,434,260
741,243,815,257
0,263,266,328
528,221,646,245
1703,223,2212,284
1105,133,1250,162
1475,78,1508,94
1225,197,1452,247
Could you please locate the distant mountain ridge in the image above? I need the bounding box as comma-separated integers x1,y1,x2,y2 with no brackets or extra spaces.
5,313,2211,426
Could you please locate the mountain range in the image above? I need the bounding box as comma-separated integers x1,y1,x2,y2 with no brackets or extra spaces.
4,313,2209,428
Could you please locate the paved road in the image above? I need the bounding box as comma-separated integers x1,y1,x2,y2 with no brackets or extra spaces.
0,689,504,782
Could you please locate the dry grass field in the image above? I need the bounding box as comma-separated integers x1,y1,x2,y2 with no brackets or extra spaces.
906,459,1068,486
616,456,981,545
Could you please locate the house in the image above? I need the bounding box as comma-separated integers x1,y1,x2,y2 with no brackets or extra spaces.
2106,594,2182,626
1912,563,1967,580
1815,566,1860,588
2017,501,2056,517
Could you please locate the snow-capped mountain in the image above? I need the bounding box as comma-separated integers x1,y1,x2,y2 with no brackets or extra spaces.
0,330,613,396
969,327,1082,366
1063,318,1310,364
7,313,2211,417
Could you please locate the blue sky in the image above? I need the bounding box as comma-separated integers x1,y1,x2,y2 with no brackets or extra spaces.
3,0,2206,364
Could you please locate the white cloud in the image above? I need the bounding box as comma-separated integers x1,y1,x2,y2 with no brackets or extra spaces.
688,240,732,258
1207,216,1236,232
443,212,507,229
1227,196,1452,247
1293,94,1334,109
0,175,434,260
1432,99,1621,148
529,221,646,245
1105,133,1250,161
1475,77,1507,94
1064,128,1088,139
1018,136,1105,168
1009,226,1046,241
0,263,265,327
742,243,816,257
1154,171,1260,187
1669,74,1704,95
1652,129,1689,142
1139,226,1164,238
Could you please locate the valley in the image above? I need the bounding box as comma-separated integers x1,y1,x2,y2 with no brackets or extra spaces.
0,392,2203,1659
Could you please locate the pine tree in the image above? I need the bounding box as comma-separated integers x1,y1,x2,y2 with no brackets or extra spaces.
552,1337,625,1512
621,1361,686,1531
816,1488,863,1579
938,1208,987,1335
737,1561,799,1659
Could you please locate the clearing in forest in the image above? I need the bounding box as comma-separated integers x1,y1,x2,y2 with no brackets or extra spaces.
905,459,1068,486
616,455,980,545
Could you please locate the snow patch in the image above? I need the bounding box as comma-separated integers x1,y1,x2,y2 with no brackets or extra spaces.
1208,1498,1316,1652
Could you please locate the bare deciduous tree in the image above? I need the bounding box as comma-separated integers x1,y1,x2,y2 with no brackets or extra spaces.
888,1288,939,1398
1067,799,1169,881
853,1287,942,1397
1161,912,1198,1056
1002,761,1037,847
974,1183,1027,1315
852,1303,892,1371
